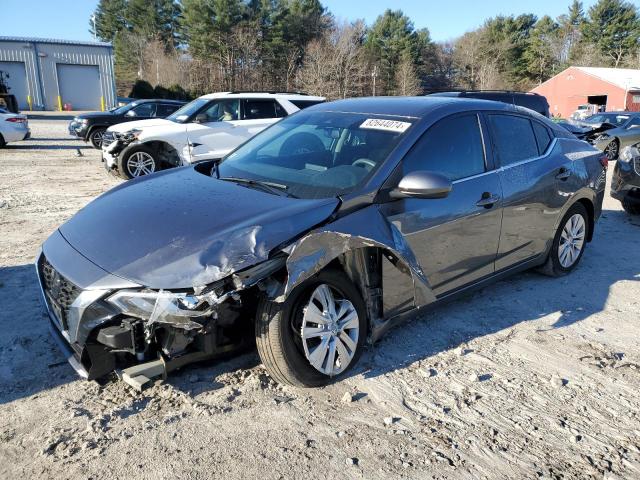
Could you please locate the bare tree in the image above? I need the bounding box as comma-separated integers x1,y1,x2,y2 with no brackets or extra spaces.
394,54,422,95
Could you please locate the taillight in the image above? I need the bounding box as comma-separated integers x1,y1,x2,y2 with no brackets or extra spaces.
599,155,608,169
5,117,26,123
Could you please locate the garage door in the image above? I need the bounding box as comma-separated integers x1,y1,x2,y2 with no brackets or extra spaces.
0,62,29,110
56,64,101,110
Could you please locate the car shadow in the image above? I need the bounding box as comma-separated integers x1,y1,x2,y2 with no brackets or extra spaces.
5,144,91,151
0,208,637,403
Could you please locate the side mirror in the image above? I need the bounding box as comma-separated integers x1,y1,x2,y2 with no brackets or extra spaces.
194,113,208,124
390,171,453,199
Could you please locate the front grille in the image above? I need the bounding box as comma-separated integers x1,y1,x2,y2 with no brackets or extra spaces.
101,131,116,149
40,256,81,329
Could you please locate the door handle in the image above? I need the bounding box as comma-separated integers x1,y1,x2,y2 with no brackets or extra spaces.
476,193,500,208
556,168,572,180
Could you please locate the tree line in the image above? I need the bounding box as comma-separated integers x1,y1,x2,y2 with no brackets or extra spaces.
91,0,640,100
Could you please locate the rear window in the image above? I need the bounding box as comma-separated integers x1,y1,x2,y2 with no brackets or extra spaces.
489,114,539,166
290,100,325,110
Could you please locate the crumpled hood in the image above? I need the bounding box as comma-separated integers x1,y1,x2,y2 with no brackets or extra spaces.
107,118,175,132
59,167,339,289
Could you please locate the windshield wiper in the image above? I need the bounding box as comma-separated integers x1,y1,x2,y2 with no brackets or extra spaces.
219,176,297,198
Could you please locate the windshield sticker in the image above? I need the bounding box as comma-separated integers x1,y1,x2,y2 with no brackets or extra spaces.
360,118,411,133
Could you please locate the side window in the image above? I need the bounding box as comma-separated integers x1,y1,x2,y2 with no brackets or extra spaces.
157,104,180,117
131,103,156,117
532,121,553,155
403,114,486,181
290,100,325,110
198,99,239,122
626,117,640,128
488,114,538,166
242,100,282,120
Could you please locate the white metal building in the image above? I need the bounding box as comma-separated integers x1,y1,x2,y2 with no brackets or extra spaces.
0,36,116,111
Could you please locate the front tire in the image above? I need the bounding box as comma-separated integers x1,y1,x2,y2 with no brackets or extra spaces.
88,128,106,149
604,139,619,161
622,195,640,215
255,270,367,387
117,146,159,179
539,203,589,277
0,133,5,148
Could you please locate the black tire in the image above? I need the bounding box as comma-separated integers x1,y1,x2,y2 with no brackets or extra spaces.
622,195,640,215
88,127,106,149
539,202,589,277
604,138,619,161
0,133,5,148
255,269,368,387
117,145,159,180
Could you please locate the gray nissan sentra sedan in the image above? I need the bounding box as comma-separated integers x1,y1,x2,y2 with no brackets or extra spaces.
36,97,607,388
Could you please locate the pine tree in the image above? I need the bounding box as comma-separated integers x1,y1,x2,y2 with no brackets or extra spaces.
581,0,640,66
91,0,128,41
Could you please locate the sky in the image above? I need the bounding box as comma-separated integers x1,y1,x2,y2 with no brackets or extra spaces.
1,0,601,44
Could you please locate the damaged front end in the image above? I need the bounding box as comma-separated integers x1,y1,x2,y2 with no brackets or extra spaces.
36,230,287,388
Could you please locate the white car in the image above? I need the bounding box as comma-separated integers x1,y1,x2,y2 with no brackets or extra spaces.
0,107,30,147
102,92,325,179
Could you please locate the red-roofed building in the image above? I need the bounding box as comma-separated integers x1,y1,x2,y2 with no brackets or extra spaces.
531,66,640,119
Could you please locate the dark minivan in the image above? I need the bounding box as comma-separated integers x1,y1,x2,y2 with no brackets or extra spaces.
68,99,186,148
428,90,551,118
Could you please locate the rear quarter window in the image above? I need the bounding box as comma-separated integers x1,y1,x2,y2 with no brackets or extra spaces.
290,100,325,110
532,121,553,154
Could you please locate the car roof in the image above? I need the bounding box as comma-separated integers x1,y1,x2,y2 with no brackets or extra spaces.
198,92,325,101
310,96,516,119
132,99,186,104
595,111,638,116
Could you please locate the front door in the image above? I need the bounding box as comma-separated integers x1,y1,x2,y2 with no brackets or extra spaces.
380,112,503,297
185,99,243,162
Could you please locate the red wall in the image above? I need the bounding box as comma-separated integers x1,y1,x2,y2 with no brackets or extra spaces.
531,67,631,118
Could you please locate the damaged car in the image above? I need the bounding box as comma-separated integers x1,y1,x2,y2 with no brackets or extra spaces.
36,97,606,389
611,143,640,215
571,112,640,160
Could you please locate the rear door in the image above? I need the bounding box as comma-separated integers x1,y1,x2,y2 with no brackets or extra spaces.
380,112,503,297
488,113,566,270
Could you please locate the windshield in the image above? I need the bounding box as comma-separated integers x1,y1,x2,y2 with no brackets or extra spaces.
217,111,413,199
585,113,630,126
166,98,210,123
111,102,138,115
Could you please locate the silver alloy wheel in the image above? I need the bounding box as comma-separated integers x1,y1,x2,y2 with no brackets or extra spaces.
558,213,586,268
605,140,618,160
126,151,156,177
300,284,359,377
91,129,104,147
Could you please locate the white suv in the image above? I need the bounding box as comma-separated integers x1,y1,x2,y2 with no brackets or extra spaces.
102,92,325,178
0,107,30,147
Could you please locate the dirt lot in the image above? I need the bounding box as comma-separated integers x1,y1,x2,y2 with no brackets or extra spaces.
1,115,640,479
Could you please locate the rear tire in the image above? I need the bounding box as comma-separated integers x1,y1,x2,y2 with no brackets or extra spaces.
117,145,159,179
622,195,640,215
0,133,5,148
89,128,106,149
539,203,589,277
255,269,367,387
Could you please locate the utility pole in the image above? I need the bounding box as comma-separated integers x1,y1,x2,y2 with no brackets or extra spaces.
372,65,378,97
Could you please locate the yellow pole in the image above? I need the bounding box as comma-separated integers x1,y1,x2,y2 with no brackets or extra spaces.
27,95,32,111
57,95,63,111
100,96,105,112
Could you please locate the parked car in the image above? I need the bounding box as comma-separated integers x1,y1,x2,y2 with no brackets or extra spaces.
574,112,640,160
101,92,326,179
611,143,640,214
428,90,550,117
68,99,186,149
37,97,606,388
0,107,29,147
570,104,597,121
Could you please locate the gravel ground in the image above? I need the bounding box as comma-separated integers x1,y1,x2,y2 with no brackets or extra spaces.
1,115,640,479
